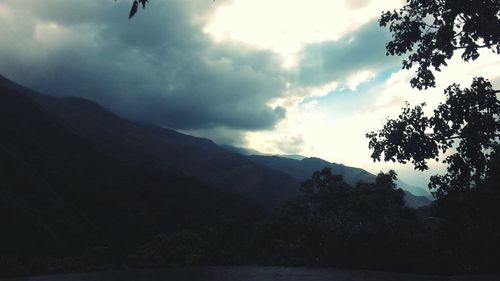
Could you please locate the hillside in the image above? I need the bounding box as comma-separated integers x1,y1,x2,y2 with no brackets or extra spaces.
246,155,432,208
22,90,299,209
0,75,267,258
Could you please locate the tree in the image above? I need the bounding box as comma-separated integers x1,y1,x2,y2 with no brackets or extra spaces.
255,168,421,269
379,0,500,90
367,0,500,198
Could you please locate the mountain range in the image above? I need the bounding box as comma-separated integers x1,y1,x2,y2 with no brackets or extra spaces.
224,145,433,206
0,74,431,256
0,74,269,256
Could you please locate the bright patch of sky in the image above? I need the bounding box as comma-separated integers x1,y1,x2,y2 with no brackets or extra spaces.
205,0,403,68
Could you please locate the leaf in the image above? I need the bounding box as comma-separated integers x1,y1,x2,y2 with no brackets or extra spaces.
129,0,139,19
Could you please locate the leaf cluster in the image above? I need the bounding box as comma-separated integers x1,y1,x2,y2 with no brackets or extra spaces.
380,0,500,89
367,78,500,197
126,0,149,19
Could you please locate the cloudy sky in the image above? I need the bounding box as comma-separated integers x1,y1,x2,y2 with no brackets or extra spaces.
1,0,499,187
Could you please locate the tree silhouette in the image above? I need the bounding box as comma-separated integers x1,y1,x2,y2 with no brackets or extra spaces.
255,168,422,268
367,0,500,198
379,0,500,90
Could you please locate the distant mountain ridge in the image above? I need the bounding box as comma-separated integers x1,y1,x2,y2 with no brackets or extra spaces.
207,143,432,207
222,147,433,208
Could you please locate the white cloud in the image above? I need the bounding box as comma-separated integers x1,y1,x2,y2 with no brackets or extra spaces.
346,69,376,90
204,0,402,67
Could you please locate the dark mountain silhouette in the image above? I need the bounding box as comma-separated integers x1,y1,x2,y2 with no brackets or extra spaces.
221,145,306,160
247,156,373,185
0,75,267,257
224,144,431,196
245,155,432,208
22,92,299,209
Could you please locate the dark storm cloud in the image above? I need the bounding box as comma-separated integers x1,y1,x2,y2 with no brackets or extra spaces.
0,0,286,133
294,21,399,87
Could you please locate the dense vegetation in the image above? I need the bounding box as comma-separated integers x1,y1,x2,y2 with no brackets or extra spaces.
363,0,500,273
256,166,500,273
3,158,498,276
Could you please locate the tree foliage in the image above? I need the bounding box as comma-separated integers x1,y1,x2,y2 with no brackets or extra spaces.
256,168,421,268
380,0,500,90
367,78,500,198
368,0,500,198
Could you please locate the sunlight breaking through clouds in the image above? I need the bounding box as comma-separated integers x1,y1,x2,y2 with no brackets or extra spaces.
204,0,402,67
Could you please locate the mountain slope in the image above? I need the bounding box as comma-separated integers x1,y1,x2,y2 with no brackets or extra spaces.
248,156,375,185
25,95,299,208
0,75,267,256
246,155,432,208
396,180,432,197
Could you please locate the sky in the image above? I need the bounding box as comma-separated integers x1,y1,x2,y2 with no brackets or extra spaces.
1,0,499,187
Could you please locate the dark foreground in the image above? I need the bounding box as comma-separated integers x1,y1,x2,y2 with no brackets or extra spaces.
2,267,499,281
